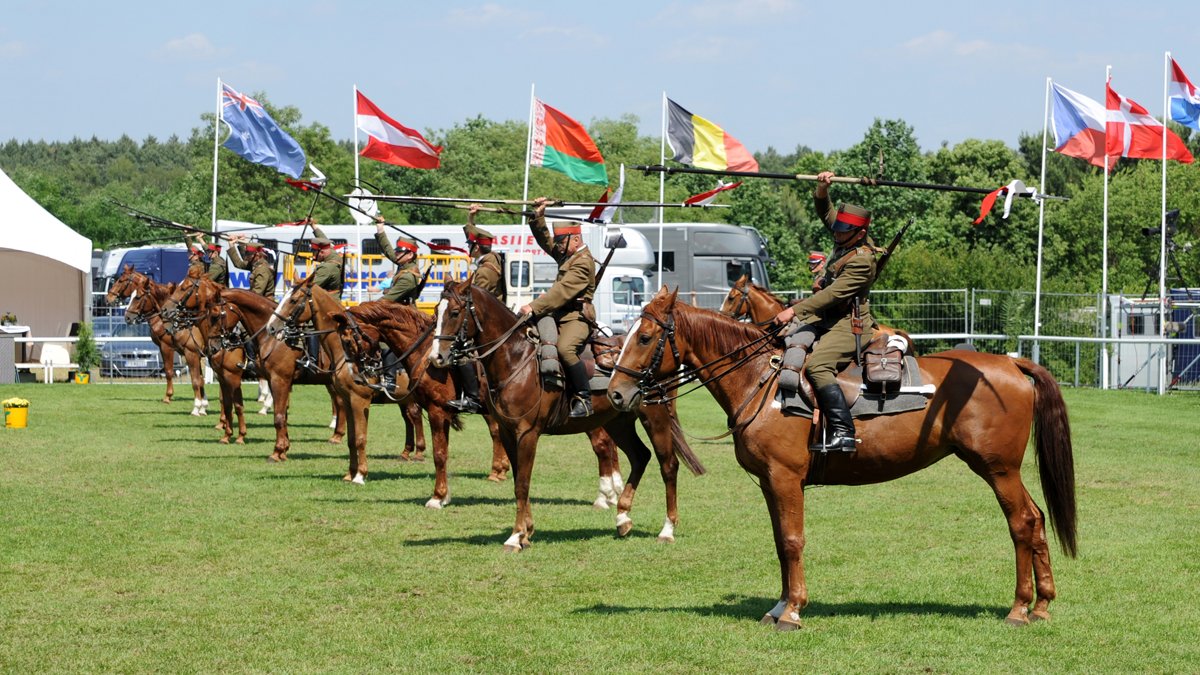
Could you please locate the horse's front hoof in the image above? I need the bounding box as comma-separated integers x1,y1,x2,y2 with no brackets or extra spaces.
410,453,426,463
759,613,778,626
502,544,522,554
267,453,285,463
161,397,172,404
486,472,507,482
775,617,802,632
219,437,230,445
616,521,634,538
235,437,245,445
592,496,611,510
1005,607,1031,626
397,454,411,463
657,534,675,544
328,435,343,444
213,422,224,430
425,497,446,509
351,473,365,485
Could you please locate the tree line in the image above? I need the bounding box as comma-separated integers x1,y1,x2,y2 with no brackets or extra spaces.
4,95,1200,295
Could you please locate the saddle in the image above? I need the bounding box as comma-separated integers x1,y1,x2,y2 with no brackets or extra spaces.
530,318,621,391
785,333,932,419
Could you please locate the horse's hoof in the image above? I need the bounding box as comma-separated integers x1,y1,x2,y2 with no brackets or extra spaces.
775,617,802,632
486,472,506,483
267,454,284,463
161,398,171,404
257,408,269,415
213,422,224,430
411,454,426,463
425,498,445,509
1030,610,1051,623
592,496,611,510
616,520,634,538
235,437,245,445
502,545,522,554
190,410,202,417
219,438,230,445
328,436,343,444
657,534,675,544
759,613,778,626
351,474,365,485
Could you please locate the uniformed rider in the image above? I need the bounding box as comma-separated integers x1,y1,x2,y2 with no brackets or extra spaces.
227,235,277,372
447,204,506,414
774,171,881,452
187,234,229,286
375,217,422,304
300,220,343,370
520,197,597,418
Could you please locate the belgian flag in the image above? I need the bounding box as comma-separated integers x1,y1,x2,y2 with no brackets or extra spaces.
666,99,758,172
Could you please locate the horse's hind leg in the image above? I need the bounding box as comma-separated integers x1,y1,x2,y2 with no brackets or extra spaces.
636,406,681,543
160,343,175,403
585,428,624,512
971,463,1047,625
326,385,345,444
399,403,426,462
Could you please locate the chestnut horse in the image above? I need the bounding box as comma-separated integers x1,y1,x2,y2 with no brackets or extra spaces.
107,265,181,404
273,281,625,508
167,271,346,460
608,289,1077,629
120,273,210,415
428,280,705,551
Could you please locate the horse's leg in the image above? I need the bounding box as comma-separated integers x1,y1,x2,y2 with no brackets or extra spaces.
231,366,246,445
327,384,345,444
160,342,175,403
398,403,425,462
346,392,370,484
974,465,1044,625
503,425,539,552
758,479,790,626
258,378,273,414
424,407,453,509
484,414,509,481
636,406,681,543
602,419,650,537
584,428,620,511
409,403,427,462
217,371,234,444
764,466,809,632
269,371,292,462
185,347,207,416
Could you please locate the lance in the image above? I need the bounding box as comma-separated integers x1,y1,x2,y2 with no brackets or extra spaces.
632,164,1068,202
369,194,729,209
285,179,468,253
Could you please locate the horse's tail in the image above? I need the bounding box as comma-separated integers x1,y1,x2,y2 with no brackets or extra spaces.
1013,357,1078,558
669,414,706,477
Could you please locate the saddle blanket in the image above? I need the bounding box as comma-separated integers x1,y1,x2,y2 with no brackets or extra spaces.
778,355,932,419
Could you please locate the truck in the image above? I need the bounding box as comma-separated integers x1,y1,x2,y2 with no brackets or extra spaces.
93,244,192,313
213,219,656,334
622,222,773,309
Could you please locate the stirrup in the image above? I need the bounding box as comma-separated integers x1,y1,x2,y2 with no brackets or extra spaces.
569,395,593,418
809,433,858,454
446,396,484,414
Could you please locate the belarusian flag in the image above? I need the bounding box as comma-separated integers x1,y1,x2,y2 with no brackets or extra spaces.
530,98,608,186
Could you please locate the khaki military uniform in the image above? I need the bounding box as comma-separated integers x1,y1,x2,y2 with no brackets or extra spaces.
205,253,229,286
473,250,505,301
375,231,422,304
528,215,595,367
230,244,277,298
787,194,880,389
308,226,344,297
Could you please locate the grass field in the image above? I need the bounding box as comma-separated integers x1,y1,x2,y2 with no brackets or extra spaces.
1,381,1198,673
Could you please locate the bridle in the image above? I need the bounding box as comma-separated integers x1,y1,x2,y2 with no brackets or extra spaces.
434,285,530,365
163,278,203,329
270,284,337,373
721,283,752,320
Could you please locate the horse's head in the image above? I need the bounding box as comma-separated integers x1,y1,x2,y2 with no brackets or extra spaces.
266,276,318,337
719,274,752,319
107,265,143,305
608,286,683,412
124,277,154,324
200,289,242,357
428,279,479,369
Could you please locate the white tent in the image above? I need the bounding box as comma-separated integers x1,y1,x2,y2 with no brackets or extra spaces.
0,166,92,340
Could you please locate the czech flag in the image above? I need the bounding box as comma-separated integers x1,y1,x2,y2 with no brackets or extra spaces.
530,99,608,186
666,98,758,172
1050,82,1108,168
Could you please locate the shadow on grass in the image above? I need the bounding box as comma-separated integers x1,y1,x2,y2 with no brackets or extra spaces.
314,494,593,507
401,526,652,547
575,594,1004,622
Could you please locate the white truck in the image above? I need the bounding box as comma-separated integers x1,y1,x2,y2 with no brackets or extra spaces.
214,219,655,334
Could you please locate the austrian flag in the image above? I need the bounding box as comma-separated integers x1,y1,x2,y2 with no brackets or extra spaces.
356,90,443,169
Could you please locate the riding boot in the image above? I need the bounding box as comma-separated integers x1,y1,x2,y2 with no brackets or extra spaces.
299,334,321,371
447,362,485,414
810,384,857,453
565,361,593,418
237,338,258,371
370,348,400,394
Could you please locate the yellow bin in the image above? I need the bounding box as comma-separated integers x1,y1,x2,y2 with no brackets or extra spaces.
4,404,28,428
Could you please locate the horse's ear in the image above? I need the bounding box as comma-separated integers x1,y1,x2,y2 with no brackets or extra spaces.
330,312,348,327
667,286,679,306
166,282,176,293
123,263,133,273
652,286,667,300
736,273,748,286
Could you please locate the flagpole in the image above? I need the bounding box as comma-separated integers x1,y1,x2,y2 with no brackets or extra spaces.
353,84,363,303
657,91,667,291
1033,77,1050,366
521,83,535,226
1159,52,1171,395
1101,65,1112,382
211,77,221,234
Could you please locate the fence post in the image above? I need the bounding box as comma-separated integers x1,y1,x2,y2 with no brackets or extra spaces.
1074,342,1080,388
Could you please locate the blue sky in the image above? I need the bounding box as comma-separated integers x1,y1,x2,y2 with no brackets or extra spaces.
1,0,1195,154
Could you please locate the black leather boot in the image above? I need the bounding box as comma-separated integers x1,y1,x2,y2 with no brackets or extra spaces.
810,384,857,452
565,361,593,418
298,334,321,371
447,362,485,414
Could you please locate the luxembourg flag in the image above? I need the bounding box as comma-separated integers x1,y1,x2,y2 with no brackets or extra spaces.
1050,82,1108,168
1168,57,1200,131
356,90,443,169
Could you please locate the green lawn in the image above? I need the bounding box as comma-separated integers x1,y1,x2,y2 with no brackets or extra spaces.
1,382,1197,673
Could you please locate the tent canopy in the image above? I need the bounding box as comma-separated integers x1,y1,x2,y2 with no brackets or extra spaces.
0,166,91,272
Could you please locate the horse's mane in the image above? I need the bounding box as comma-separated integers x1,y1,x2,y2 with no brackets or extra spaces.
667,299,775,359
467,283,518,322
348,301,433,334
220,289,276,313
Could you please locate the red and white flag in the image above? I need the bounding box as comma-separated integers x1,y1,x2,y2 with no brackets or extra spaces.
685,180,742,206
356,90,443,169
1105,80,1193,164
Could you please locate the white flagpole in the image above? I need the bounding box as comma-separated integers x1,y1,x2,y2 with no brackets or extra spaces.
521,83,535,226
353,84,363,303
1101,65,1112,381
1159,51,1171,395
657,91,667,291
211,77,222,234
1033,77,1050,365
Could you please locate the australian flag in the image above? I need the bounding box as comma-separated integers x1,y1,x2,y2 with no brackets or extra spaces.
220,82,306,179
